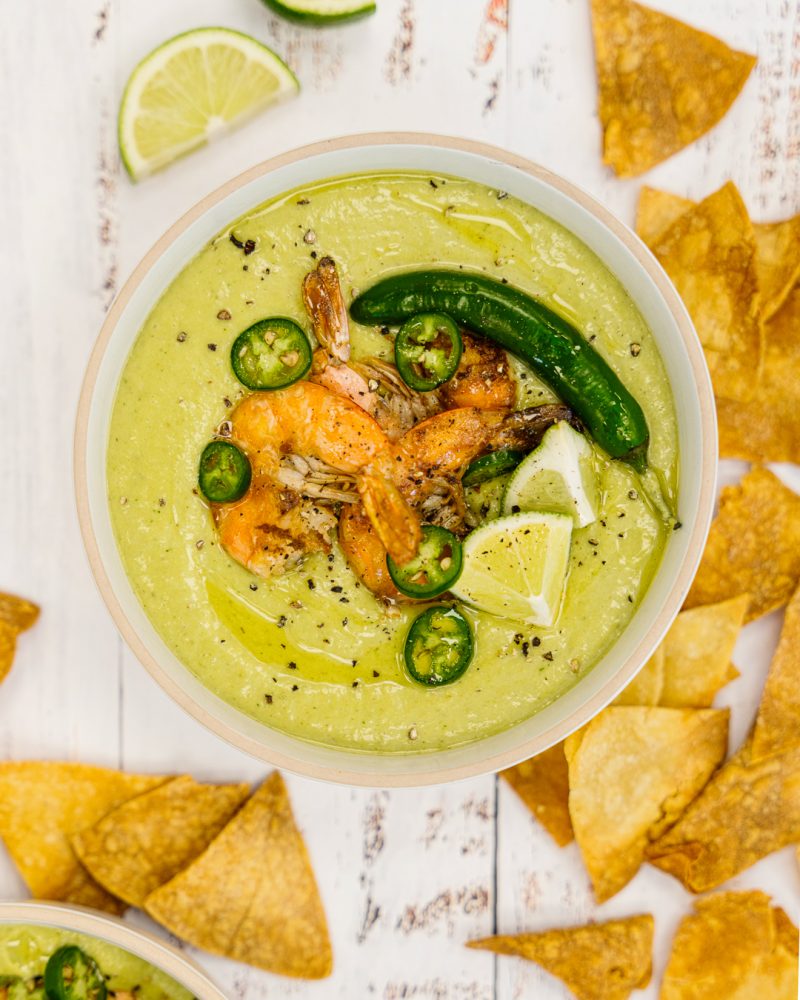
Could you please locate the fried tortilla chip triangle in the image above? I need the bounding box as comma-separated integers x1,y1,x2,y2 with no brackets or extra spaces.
636,187,693,244
0,593,40,687
613,647,664,706
501,742,573,846
753,215,800,320
637,188,800,320
72,775,251,908
467,915,653,1000
591,0,755,177
565,706,728,901
145,771,332,979
684,467,800,620
0,624,16,686
661,891,799,1000
751,585,800,761
648,182,762,402
718,287,800,463
660,595,748,707
646,738,800,891
0,593,40,633
0,762,166,914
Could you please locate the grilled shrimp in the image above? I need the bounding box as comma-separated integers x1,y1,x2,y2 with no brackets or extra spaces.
213,382,422,577
340,403,575,598
304,258,516,437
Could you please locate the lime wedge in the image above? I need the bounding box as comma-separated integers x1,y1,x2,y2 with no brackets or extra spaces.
119,28,299,181
502,422,598,528
450,512,573,626
260,0,376,23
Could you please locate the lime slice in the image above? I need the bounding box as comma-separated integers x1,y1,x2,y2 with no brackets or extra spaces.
260,0,376,23
450,512,573,626
119,28,299,181
502,422,598,528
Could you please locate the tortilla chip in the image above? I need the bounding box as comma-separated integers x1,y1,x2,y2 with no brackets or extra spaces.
467,914,653,1000
660,595,748,707
636,187,693,245
565,706,728,901
684,467,800,621
0,593,40,633
646,738,800,891
774,906,800,962
0,623,16,686
613,647,664,706
661,891,799,1000
501,742,573,847
649,182,762,402
72,775,251,908
718,285,800,463
638,188,800,320
0,762,166,914
145,772,332,979
590,0,755,178
751,585,800,761
753,215,800,319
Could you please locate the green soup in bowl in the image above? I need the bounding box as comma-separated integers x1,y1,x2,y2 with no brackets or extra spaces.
76,135,716,785
0,903,225,1000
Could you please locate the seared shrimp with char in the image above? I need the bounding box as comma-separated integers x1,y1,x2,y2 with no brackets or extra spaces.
213,382,422,578
304,257,517,434
339,402,575,599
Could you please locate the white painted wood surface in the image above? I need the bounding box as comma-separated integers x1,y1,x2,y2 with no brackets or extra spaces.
1,1,798,997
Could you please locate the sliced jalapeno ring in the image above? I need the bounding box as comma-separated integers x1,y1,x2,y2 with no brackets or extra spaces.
404,605,474,687
198,440,251,503
462,449,526,487
394,313,462,391
230,317,312,390
387,525,463,598
44,946,107,1000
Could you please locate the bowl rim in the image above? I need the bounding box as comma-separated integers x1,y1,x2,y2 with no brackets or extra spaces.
74,131,717,786
0,900,226,999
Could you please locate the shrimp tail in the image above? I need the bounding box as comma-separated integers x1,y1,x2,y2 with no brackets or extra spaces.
358,472,422,565
303,257,350,364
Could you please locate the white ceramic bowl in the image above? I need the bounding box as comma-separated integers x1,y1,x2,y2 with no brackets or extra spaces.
75,133,717,787
0,901,225,999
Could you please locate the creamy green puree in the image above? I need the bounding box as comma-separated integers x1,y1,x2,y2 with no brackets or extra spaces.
108,171,678,753
0,926,191,998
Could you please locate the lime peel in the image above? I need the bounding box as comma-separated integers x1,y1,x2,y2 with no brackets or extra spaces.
260,0,376,24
